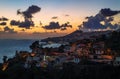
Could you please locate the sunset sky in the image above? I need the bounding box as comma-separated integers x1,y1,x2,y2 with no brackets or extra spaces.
0,0,120,39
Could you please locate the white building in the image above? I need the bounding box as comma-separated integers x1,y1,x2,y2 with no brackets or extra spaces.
42,43,62,48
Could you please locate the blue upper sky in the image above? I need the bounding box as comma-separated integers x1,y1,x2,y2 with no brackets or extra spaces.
1,0,120,13
0,0,120,26
0,0,120,18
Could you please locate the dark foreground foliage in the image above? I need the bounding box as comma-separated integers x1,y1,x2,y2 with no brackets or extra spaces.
0,62,120,79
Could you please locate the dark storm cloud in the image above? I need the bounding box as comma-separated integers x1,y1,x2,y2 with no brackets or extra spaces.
17,5,41,20
51,16,58,19
10,20,34,29
43,22,60,30
17,5,41,28
81,14,106,29
60,22,72,31
19,20,34,29
10,20,20,26
79,8,119,30
0,22,6,25
0,17,8,21
100,8,120,16
42,21,72,31
61,22,72,28
4,26,17,33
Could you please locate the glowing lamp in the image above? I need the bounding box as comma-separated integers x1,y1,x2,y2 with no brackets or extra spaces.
31,53,35,57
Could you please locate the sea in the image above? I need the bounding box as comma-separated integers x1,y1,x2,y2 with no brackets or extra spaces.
0,39,39,63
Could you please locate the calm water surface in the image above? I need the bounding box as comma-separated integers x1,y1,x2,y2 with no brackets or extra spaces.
0,39,38,62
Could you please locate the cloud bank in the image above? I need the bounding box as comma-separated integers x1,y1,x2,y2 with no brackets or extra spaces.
42,22,72,31
0,26,17,34
79,8,120,31
0,17,8,21
100,8,120,16
16,5,41,29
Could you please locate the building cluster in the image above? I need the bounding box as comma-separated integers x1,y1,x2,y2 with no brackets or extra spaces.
12,39,120,69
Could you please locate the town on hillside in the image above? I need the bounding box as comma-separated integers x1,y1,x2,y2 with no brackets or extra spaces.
1,30,120,71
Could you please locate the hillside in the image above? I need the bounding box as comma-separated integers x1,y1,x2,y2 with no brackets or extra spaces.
41,30,111,43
